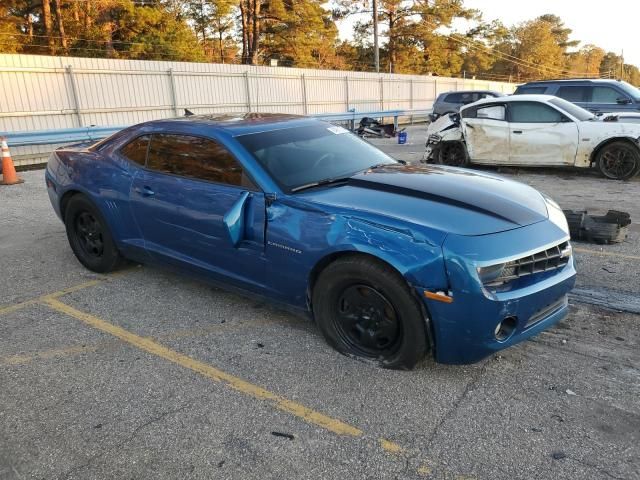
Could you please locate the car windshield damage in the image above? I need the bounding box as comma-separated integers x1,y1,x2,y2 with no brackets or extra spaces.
235,124,397,192
548,98,595,121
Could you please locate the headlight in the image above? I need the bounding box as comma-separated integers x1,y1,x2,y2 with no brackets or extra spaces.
477,263,506,285
544,195,569,234
427,134,442,144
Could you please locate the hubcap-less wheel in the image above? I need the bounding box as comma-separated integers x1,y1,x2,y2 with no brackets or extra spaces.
334,284,401,356
64,195,121,273
438,142,468,167
75,211,104,258
600,144,639,179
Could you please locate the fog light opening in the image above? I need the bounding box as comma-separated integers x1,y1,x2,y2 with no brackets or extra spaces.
495,316,517,341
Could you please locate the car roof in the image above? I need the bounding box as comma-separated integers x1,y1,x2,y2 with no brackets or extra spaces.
463,94,556,108
439,90,503,95
518,79,624,86
142,112,320,136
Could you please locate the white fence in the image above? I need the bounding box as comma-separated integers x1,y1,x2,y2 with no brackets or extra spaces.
0,54,516,166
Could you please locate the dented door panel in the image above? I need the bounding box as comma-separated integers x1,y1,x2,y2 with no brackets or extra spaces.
508,122,579,166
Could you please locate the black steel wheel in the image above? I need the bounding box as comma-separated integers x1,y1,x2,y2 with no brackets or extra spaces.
334,284,401,356
312,256,429,369
597,141,640,180
64,195,122,273
437,141,469,167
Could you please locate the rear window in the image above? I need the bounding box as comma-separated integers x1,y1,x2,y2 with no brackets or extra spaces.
514,86,547,95
444,93,462,103
556,86,590,102
120,135,149,166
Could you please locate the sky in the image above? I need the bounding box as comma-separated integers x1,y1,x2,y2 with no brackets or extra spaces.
336,0,639,67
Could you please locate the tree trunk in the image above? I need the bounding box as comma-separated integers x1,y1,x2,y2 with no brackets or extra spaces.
53,0,67,52
219,30,224,64
41,0,55,54
27,14,33,41
240,0,249,64
249,0,260,65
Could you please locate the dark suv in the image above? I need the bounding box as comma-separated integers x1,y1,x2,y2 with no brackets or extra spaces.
431,90,504,119
514,79,640,114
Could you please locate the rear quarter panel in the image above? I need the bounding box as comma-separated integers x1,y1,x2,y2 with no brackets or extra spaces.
46,147,142,252
575,122,640,167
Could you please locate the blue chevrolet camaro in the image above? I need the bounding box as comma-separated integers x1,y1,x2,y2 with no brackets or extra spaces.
46,113,576,369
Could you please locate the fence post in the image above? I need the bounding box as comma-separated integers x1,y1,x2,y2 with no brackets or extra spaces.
244,72,252,112
409,78,414,124
433,78,437,102
66,65,83,127
168,68,179,117
301,73,308,115
345,75,350,111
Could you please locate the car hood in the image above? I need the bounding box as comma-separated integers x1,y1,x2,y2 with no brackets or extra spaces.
298,164,549,236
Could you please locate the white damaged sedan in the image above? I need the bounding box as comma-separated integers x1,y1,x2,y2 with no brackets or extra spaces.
423,94,640,179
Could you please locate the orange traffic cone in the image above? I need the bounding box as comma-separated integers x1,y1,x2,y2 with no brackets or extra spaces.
1,137,24,186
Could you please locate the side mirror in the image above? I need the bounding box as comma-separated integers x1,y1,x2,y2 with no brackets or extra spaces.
617,97,632,105
223,191,250,247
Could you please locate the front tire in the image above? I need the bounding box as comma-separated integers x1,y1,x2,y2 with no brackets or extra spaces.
436,141,469,167
64,195,122,273
312,256,429,369
597,141,640,180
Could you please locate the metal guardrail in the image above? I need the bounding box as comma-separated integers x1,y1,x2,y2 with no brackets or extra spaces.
1,108,432,149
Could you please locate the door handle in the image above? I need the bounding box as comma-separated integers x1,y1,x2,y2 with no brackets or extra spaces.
512,130,523,134
135,186,155,197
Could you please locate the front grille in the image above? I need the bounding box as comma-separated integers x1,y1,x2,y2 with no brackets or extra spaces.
489,241,571,286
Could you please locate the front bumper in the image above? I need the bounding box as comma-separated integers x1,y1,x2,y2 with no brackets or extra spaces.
423,221,576,364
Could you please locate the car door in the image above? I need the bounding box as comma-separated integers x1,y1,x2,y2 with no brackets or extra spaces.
507,101,579,166
461,103,510,163
591,85,634,113
129,133,267,290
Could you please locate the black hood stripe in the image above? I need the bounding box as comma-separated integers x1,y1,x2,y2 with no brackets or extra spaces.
347,177,522,225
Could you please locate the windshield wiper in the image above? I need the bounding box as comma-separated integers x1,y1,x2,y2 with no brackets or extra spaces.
290,176,352,193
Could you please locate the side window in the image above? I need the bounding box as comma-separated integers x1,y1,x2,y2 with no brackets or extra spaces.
120,135,150,166
592,86,627,103
460,92,475,104
556,86,590,102
444,93,462,103
147,134,257,189
515,86,547,95
509,102,565,123
476,105,506,121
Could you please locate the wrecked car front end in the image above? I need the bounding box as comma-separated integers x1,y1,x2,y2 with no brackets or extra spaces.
423,113,463,162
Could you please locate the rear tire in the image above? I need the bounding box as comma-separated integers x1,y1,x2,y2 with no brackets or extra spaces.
437,141,469,167
596,141,640,180
312,256,429,370
64,195,122,273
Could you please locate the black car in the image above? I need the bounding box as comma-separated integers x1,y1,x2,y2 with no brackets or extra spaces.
514,79,640,114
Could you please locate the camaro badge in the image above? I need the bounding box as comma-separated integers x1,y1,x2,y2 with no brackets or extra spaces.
267,240,302,254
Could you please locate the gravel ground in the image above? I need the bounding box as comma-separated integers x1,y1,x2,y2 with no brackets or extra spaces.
1,130,639,480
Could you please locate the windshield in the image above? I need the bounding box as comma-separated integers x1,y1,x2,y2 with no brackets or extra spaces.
617,81,640,101
549,97,595,121
235,123,397,192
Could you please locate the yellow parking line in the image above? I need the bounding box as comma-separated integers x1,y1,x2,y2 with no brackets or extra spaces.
0,276,119,316
573,247,640,261
42,296,362,437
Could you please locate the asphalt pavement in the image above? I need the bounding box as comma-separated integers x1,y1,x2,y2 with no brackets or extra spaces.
1,129,638,479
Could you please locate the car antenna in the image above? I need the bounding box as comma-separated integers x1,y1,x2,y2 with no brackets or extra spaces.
184,108,195,117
